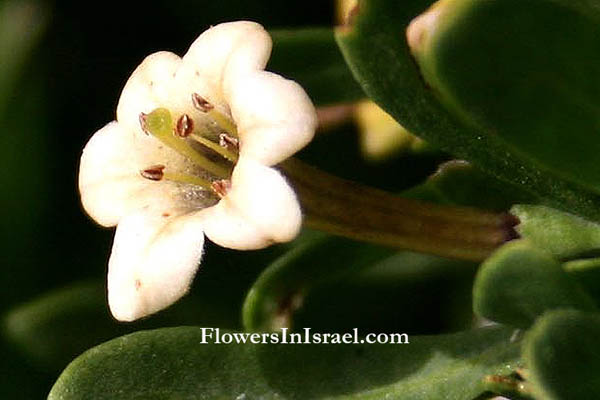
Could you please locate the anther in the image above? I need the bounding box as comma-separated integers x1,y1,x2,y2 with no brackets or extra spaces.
211,179,231,198
175,114,194,137
139,112,149,135
140,164,166,181
192,93,214,112
219,133,239,150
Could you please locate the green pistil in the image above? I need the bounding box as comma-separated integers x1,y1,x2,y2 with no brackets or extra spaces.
142,108,230,179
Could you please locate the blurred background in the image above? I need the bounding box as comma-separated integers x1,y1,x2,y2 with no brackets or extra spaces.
1,1,460,397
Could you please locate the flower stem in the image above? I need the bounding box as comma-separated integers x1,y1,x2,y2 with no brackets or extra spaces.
280,158,519,262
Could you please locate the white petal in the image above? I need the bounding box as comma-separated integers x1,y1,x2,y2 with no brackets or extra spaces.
108,211,205,321
115,49,220,135
116,51,183,137
199,157,302,250
180,21,272,99
227,71,317,166
79,121,188,227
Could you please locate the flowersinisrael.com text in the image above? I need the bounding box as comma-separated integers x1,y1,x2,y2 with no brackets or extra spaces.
199,328,409,345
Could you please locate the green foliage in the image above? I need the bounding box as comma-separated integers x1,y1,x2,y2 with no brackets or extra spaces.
243,234,394,332
563,258,600,305
406,160,538,210
524,310,600,400
244,235,477,334
410,0,600,196
473,241,596,328
335,0,600,221
48,326,519,400
5,0,600,398
512,204,600,259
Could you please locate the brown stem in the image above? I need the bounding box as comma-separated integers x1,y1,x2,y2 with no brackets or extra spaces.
280,158,519,262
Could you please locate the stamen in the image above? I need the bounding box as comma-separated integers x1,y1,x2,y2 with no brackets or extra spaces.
211,179,232,198
174,114,194,138
140,109,231,179
140,164,165,181
191,134,238,163
219,133,239,150
191,93,238,137
172,112,237,162
191,93,214,112
139,112,150,135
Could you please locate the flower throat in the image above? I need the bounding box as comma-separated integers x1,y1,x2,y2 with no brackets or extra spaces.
138,93,239,198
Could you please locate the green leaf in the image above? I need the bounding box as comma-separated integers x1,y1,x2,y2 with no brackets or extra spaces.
294,251,478,334
335,0,600,221
512,204,600,259
243,234,477,334
523,310,600,400
473,241,596,328
49,326,519,400
242,234,395,332
405,160,538,210
564,258,600,306
409,0,600,196
269,28,364,106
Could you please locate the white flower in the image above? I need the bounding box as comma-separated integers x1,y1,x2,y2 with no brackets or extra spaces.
78,21,317,321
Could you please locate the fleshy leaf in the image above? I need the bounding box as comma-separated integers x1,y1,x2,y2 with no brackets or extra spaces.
512,204,600,259
335,0,600,221
564,258,600,306
406,160,537,210
523,310,600,400
243,234,477,334
473,241,596,328
49,325,519,400
409,0,600,196
242,234,394,332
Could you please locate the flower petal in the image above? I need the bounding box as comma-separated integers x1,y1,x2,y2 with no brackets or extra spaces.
226,71,317,166
199,157,302,250
78,121,188,227
180,21,272,100
107,211,205,321
116,51,183,137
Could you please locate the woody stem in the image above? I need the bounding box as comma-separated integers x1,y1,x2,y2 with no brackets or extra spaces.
280,158,519,262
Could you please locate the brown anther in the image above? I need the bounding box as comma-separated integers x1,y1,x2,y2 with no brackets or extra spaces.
174,114,194,137
139,112,149,135
135,279,142,290
211,179,231,198
162,212,171,218
219,133,239,150
192,93,214,112
140,164,166,181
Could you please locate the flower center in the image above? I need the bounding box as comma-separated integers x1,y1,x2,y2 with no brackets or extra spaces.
138,93,239,198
